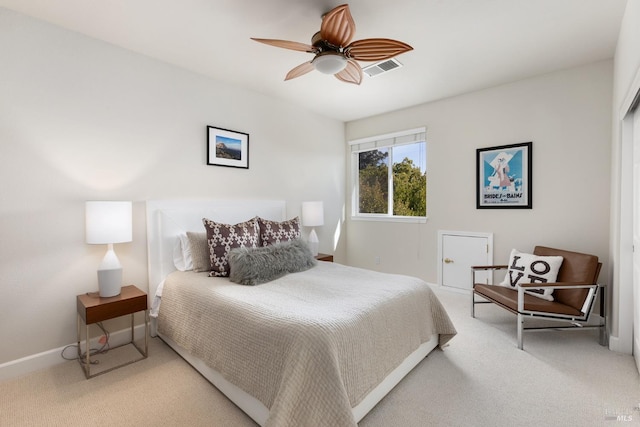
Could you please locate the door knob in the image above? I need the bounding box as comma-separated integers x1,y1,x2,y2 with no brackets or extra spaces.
444,258,454,264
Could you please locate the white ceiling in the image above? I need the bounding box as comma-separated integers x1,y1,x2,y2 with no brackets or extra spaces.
0,0,628,122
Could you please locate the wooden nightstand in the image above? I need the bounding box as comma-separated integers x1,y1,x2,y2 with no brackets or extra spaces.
76,285,148,379
316,253,334,262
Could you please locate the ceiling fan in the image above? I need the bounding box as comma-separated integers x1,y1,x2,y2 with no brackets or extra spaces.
251,4,413,85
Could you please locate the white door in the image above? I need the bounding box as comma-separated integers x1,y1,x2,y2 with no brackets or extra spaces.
633,107,640,371
439,232,492,290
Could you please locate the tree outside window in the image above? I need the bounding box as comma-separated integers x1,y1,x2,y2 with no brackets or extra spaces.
356,141,426,218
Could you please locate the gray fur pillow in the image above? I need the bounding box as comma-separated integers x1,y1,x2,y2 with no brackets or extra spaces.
229,238,317,286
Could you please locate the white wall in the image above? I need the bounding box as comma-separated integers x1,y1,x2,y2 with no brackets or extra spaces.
346,61,613,289
609,0,640,353
0,8,346,367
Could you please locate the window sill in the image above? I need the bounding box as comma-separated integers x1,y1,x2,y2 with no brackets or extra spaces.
350,215,428,224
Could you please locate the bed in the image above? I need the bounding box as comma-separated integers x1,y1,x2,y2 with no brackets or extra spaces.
146,199,456,427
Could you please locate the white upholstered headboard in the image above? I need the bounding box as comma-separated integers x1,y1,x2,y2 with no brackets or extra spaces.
146,199,287,307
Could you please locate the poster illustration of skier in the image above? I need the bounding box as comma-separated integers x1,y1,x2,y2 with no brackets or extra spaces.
476,142,532,209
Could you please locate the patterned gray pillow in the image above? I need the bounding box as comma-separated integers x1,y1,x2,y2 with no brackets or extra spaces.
258,216,301,246
229,238,317,286
203,217,259,277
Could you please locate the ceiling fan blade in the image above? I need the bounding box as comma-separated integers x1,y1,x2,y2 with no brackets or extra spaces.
335,59,362,85
320,4,356,47
251,38,316,53
346,38,413,62
285,61,315,81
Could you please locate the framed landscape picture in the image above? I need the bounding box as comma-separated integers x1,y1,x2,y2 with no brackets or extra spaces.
476,142,532,209
207,126,249,169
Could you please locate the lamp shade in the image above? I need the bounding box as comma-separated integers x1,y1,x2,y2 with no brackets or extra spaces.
302,201,324,227
86,201,132,244
312,53,347,75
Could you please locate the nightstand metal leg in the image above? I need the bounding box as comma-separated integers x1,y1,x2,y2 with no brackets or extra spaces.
77,314,91,378
85,323,91,377
130,309,149,359
76,314,80,357
145,309,149,356
77,314,85,377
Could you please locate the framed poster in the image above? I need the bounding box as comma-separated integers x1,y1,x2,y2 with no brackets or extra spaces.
476,142,532,209
207,126,249,169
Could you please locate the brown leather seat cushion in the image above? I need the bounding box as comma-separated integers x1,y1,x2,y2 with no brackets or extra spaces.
474,284,583,317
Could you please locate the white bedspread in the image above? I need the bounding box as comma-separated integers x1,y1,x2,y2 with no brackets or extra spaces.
157,261,456,427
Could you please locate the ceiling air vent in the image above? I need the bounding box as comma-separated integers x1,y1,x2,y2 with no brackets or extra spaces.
362,58,403,78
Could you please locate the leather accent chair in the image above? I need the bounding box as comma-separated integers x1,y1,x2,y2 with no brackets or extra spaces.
471,246,605,350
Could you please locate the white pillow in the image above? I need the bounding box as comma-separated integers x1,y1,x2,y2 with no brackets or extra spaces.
172,234,194,271
500,249,563,301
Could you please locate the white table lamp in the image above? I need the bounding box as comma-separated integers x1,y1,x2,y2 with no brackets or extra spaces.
86,201,132,297
302,201,324,256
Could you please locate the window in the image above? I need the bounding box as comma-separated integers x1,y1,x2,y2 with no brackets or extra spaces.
350,128,427,221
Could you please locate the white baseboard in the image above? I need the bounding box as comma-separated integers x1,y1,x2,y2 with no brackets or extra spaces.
0,324,147,382
633,334,640,372
607,334,633,354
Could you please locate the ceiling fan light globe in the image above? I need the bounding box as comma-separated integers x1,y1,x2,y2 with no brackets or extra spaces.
312,53,348,74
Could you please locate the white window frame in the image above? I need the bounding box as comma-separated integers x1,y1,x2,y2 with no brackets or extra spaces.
350,127,427,223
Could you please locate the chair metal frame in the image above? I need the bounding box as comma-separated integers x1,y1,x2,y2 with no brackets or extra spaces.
471,265,607,350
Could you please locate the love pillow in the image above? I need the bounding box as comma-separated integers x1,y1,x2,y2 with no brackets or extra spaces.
500,249,563,301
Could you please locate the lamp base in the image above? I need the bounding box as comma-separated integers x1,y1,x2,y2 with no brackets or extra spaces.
308,228,319,257
97,268,122,297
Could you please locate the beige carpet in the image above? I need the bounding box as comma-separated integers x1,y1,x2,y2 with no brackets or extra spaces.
1,287,639,427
